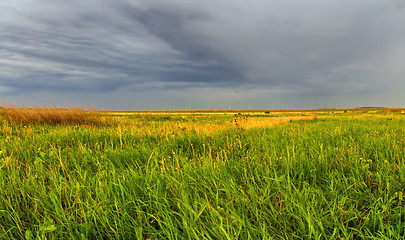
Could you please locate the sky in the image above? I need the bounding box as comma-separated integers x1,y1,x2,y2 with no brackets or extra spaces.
1,0,405,110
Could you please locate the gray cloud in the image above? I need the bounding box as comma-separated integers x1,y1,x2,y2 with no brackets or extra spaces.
0,0,405,109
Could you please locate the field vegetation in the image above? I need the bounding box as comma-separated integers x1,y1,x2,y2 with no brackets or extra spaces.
1,105,108,126
0,106,404,239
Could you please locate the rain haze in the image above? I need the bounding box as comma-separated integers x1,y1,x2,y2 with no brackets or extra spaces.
1,0,405,110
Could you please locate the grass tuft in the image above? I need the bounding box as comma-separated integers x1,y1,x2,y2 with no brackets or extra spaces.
1,105,109,126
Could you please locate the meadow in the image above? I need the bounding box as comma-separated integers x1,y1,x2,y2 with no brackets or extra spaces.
0,107,404,239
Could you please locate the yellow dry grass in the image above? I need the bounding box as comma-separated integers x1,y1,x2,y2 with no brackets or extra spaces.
241,116,315,129
114,115,314,137
1,105,109,126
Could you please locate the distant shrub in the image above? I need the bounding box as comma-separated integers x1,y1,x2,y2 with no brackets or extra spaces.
264,111,270,114
1,105,109,126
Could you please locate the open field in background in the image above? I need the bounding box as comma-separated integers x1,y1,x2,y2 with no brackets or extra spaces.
0,106,404,239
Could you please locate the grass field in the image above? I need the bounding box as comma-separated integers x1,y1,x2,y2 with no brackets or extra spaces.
0,107,404,239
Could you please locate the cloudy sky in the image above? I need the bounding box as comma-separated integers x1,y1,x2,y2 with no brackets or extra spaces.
1,0,405,110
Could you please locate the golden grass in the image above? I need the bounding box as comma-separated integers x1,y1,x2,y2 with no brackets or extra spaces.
112,114,315,137
1,105,109,126
242,116,315,129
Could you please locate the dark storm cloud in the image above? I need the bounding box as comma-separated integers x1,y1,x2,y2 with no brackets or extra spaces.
0,0,243,94
0,0,405,108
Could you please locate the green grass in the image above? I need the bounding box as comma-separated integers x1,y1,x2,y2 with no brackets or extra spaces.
0,113,404,239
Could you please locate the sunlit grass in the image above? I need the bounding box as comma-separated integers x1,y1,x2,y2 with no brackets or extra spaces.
0,109,404,239
1,105,110,126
